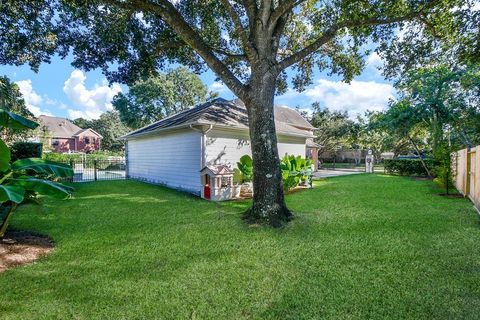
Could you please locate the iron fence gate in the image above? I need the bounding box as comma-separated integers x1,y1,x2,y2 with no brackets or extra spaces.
62,159,126,182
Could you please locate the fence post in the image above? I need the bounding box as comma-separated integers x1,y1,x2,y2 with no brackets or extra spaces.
94,160,98,181
466,149,471,196
70,159,74,182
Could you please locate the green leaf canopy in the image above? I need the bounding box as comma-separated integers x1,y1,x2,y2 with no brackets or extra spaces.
11,158,74,177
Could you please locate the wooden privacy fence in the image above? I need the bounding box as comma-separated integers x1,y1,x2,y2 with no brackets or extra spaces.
453,146,480,210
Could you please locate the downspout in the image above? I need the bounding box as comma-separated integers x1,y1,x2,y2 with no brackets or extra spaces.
190,124,213,168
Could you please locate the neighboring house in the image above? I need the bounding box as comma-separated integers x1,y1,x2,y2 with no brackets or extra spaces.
37,115,102,153
122,98,319,197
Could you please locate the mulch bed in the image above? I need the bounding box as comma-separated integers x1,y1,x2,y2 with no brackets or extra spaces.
0,230,54,273
437,193,465,198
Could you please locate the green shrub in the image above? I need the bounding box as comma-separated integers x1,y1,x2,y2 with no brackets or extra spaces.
43,152,83,162
384,159,435,176
10,142,43,162
43,150,125,162
280,155,313,191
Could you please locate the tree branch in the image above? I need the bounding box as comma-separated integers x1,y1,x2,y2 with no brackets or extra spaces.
213,48,247,60
105,0,248,99
277,1,440,72
153,38,246,60
219,0,256,60
268,0,305,31
240,0,257,31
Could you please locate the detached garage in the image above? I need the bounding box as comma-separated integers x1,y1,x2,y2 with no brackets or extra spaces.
122,98,318,198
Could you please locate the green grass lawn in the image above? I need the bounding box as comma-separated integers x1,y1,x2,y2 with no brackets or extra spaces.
1,175,480,319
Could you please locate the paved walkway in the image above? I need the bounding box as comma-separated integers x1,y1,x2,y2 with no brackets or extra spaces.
313,169,364,179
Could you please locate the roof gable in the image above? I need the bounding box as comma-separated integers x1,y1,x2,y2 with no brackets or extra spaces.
74,128,103,138
200,164,234,176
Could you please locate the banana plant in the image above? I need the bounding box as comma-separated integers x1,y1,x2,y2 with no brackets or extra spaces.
236,154,253,182
280,155,314,190
0,109,74,238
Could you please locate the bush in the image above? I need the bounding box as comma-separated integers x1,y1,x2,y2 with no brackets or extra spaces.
280,155,313,191
10,142,43,161
43,152,83,162
43,150,125,162
384,159,435,176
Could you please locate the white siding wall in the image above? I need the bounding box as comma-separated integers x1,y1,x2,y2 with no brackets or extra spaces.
205,128,306,167
127,129,202,195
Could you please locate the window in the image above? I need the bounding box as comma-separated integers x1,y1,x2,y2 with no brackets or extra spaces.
84,137,90,144
221,176,231,188
51,139,59,146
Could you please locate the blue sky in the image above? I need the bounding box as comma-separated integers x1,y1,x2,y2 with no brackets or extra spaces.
0,51,395,120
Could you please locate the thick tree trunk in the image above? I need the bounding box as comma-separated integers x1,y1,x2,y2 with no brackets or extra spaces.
242,69,292,227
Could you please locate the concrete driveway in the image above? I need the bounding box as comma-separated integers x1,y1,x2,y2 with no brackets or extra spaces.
313,169,364,179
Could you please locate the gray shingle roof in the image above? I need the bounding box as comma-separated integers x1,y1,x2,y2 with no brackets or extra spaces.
123,98,314,139
274,105,315,130
38,116,83,138
38,116,102,138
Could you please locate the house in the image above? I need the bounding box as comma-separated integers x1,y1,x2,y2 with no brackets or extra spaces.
37,115,102,153
122,98,319,198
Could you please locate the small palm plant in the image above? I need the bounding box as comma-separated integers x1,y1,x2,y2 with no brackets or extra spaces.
0,109,74,238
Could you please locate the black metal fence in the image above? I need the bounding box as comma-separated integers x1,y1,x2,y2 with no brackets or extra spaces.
319,159,365,170
319,159,385,171
61,159,126,182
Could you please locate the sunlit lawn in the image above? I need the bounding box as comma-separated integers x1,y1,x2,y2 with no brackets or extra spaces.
1,174,479,319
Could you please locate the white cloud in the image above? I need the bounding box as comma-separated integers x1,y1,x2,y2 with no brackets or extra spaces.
63,70,122,119
15,80,52,116
280,79,396,118
306,79,396,116
365,52,384,76
67,109,87,119
367,52,383,67
209,81,228,94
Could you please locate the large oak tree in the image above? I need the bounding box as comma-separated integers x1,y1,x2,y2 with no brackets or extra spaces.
1,0,477,226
